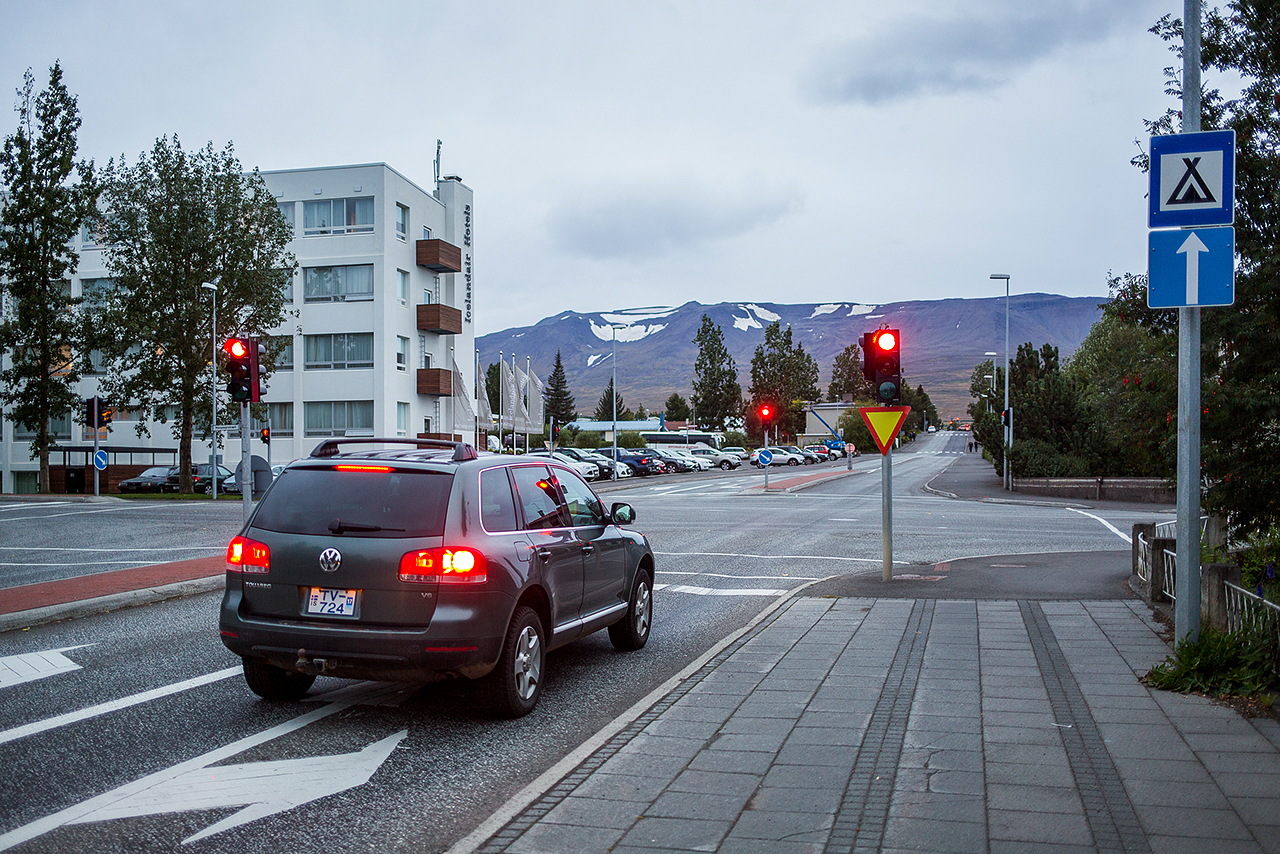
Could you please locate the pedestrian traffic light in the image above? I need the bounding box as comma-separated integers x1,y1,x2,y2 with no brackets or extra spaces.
98,405,113,427
250,340,265,402
260,426,270,445
1001,409,1010,427
224,337,261,402
869,329,901,404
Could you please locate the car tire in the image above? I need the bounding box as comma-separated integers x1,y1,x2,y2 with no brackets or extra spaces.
609,568,652,651
788,458,799,466
720,461,732,471
202,482,214,495
481,606,544,718
243,658,316,701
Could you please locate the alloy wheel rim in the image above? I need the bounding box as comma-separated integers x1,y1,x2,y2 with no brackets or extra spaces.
513,626,541,700
635,582,651,637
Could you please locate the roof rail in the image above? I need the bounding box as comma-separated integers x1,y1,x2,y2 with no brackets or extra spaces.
309,437,479,462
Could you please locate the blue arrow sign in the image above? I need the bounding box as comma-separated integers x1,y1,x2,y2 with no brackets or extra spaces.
93,450,108,471
757,449,773,466
1148,226,1234,308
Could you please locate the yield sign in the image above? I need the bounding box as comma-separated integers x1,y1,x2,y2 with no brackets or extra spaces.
860,406,912,455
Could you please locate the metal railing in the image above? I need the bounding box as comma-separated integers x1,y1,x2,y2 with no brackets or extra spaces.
1135,518,1204,593
1224,581,1280,669
1162,548,1177,602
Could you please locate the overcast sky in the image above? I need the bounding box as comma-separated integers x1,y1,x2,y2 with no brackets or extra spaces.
2,0,1188,335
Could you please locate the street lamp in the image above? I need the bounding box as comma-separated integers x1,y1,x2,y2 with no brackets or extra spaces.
610,324,626,479
983,350,997,415
990,275,1011,490
201,280,218,499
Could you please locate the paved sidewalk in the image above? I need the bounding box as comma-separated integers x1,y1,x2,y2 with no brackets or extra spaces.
459,594,1280,854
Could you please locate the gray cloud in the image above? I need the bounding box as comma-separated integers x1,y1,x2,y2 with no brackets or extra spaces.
550,181,798,261
806,1,1155,105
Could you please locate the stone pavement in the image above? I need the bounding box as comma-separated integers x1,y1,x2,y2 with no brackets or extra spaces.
458,594,1280,854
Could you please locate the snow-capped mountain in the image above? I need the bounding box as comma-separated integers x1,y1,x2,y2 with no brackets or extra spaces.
476,295,1106,421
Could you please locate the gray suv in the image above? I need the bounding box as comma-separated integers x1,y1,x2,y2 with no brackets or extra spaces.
219,438,655,717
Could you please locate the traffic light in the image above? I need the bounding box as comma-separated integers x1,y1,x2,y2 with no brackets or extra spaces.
868,329,902,404
84,396,113,428
758,403,773,424
260,426,270,445
224,337,261,402
1001,409,1010,427
99,404,113,427
861,332,876,384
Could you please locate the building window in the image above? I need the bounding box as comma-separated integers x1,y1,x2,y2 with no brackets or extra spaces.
396,336,409,372
304,333,374,370
397,402,410,437
277,268,294,302
422,416,432,435
267,402,293,437
277,202,295,234
302,197,374,236
421,225,432,240
303,264,374,302
79,278,116,307
15,413,73,441
396,204,409,241
397,270,409,306
421,287,433,305
418,333,430,369
86,349,108,375
304,400,374,437
273,336,294,370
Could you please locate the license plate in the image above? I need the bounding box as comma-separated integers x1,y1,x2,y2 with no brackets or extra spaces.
306,587,358,617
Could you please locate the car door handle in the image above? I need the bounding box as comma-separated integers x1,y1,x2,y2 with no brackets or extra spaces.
580,544,594,554
536,548,552,560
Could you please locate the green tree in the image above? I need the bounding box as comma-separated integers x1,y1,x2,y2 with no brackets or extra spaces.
664,392,690,422
837,408,874,456
901,383,938,433
690,314,741,430
0,62,97,493
747,322,820,441
826,342,870,402
593,377,626,423
94,136,295,493
485,362,501,416
543,350,576,428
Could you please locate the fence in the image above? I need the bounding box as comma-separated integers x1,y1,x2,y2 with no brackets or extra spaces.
1224,581,1280,670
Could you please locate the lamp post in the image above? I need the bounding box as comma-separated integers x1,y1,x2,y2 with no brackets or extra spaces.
610,324,626,478
990,275,1011,490
983,350,997,415
201,281,218,499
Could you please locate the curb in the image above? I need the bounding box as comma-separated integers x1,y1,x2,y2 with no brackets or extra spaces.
744,468,861,496
0,575,225,634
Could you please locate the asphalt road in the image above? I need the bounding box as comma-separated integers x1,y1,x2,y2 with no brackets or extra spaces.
0,432,1172,853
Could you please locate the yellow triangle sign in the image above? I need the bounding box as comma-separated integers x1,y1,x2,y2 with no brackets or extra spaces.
859,406,912,455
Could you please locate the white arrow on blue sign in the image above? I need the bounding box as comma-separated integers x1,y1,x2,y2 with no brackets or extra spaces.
93,450,108,471
1148,226,1234,308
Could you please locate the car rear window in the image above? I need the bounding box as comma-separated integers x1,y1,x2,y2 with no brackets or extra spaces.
251,467,452,538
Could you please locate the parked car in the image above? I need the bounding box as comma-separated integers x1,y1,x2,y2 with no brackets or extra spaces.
687,448,742,470
646,447,699,473
804,444,833,461
167,464,234,494
524,451,599,482
118,466,178,494
595,447,661,476
781,445,820,465
219,437,655,718
668,449,713,471
553,447,630,480
721,446,750,461
750,447,805,467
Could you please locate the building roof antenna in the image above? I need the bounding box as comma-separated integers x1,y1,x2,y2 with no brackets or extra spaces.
434,139,442,185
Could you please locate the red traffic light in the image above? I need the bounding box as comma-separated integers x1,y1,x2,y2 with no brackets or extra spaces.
223,338,249,359
873,330,897,351
759,405,772,419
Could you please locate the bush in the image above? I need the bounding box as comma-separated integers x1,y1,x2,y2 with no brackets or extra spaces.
571,431,603,449
1007,437,1090,477
1145,627,1278,697
1235,528,1280,604
616,431,644,448
722,430,750,449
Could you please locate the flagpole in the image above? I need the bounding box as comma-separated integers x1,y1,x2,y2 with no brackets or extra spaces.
526,355,532,453
498,350,504,453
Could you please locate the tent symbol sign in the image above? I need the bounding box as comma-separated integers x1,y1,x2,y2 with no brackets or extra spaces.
1149,130,1234,228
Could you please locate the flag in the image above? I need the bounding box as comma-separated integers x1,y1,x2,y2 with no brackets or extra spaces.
514,365,532,432
528,368,546,431
500,360,517,430
452,360,475,432
476,363,493,425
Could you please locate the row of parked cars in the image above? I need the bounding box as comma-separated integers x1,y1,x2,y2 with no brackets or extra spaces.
118,463,285,495
748,443,856,467
515,445,745,482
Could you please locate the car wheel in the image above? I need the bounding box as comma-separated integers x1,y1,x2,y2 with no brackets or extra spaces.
242,658,316,700
609,568,653,651
481,606,544,718
202,482,213,495
788,458,799,466
720,461,732,470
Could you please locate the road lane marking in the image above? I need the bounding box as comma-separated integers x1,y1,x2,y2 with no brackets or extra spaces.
0,667,240,746
1066,507,1132,543
0,696,389,850
0,645,94,688
658,571,820,580
655,550,903,565
655,584,789,596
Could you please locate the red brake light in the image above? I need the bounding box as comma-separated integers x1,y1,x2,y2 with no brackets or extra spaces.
226,535,270,573
334,465,394,472
399,548,487,584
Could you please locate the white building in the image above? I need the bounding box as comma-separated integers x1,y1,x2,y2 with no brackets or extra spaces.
1,162,478,494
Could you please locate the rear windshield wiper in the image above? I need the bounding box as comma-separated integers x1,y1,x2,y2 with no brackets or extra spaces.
327,519,404,534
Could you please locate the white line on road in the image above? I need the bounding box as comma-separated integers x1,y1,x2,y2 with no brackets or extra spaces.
0,667,240,746
0,546,223,552
658,571,820,580
1066,507,1132,544
0,645,95,688
655,584,789,596
655,550,901,565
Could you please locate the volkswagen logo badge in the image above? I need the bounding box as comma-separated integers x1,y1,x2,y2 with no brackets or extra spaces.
319,548,342,573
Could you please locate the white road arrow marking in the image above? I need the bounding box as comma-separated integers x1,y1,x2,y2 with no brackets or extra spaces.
1178,231,1209,305
0,697,399,850
0,644,93,688
68,730,408,844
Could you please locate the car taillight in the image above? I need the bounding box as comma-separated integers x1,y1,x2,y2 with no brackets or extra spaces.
399,548,487,584
226,535,270,573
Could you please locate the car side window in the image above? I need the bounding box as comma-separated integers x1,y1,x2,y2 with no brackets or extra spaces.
555,469,605,527
480,468,519,532
510,465,568,530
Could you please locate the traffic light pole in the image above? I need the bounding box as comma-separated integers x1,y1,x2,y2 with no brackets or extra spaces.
241,402,252,522
882,446,893,582
92,397,100,498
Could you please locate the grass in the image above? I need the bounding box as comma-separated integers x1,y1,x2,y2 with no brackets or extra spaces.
1144,627,1278,698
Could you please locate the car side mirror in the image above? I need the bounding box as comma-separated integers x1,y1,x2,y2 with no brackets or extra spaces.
610,503,636,525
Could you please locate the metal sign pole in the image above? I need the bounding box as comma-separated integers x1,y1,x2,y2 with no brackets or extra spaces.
882,446,893,582
241,402,252,522
1175,0,1203,644
92,397,100,497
